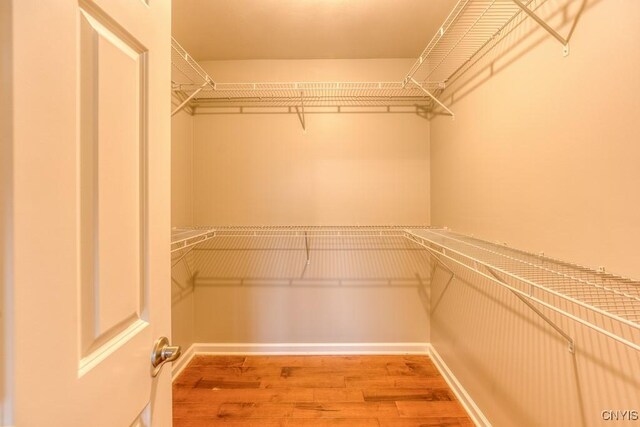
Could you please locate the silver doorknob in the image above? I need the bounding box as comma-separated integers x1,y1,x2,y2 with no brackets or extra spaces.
151,336,181,377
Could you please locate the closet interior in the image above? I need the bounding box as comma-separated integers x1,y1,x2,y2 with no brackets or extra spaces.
169,0,640,426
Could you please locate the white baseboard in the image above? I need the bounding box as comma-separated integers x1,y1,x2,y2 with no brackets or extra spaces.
172,342,428,379
427,344,491,427
190,341,429,356
171,344,197,381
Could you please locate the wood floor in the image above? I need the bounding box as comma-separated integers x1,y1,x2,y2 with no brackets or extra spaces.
173,355,473,426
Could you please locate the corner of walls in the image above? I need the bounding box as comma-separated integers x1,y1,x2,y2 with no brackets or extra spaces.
170,106,196,353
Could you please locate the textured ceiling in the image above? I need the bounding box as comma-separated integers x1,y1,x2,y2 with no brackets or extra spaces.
172,0,459,60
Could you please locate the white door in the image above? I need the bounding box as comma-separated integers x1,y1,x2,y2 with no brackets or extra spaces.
6,0,172,425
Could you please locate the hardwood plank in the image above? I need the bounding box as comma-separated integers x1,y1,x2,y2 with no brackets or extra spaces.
398,356,434,365
291,402,399,419
317,356,430,368
194,365,284,378
174,387,314,403
173,365,282,388
281,366,388,378
345,376,449,389
313,388,365,402
243,356,324,367
394,378,451,389
385,362,440,377
217,402,295,418
189,355,246,367
395,401,469,418
173,373,204,388
345,376,396,388
284,418,379,426
194,377,263,389
173,402,222,418
316,356,415,367
378,417,473,427
174,417,284,427
260,375,346,389
363,388,454,402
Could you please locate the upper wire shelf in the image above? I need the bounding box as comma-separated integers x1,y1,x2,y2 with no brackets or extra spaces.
183,81,443,108
172,0,569,117
403,0,570,87
171,38,215,90
170,37,449,115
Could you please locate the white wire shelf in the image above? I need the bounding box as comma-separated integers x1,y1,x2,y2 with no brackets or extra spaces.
173,80,444,111
170,226,640,351
172,226,423,243
172,0,569,116
171,226,426,259
171,227,216,253
171,38,214,90
404,228,640,352
404,0,554,85
170,37,449,114
186,81,442,106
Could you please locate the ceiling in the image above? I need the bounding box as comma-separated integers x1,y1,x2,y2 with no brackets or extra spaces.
172,0,459,61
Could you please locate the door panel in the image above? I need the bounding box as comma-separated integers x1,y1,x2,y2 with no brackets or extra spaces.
79,5,147,360
10,0,171,425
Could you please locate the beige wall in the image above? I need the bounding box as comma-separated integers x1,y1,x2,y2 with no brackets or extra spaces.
431,0,640,280
171,107,195,352
181,59,432,346
430,0,640,425
193,59,431,226
171,107,193,228
193,113,430,225
191,235,431,344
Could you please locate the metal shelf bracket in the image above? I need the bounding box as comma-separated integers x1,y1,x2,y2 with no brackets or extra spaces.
304,231,310,265
172,79,210,116
487,267,575,353
295,91,306,131
409,78,455,119
511,0,570,56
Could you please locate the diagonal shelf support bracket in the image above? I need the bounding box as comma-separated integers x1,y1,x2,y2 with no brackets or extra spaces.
295,91,306,131
511,0,570,56
172,79,211,116
409,78,455,119
486,267,575,353
304,231,310,265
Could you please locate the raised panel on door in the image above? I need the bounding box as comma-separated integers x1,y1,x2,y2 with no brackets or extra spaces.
78,7,149,366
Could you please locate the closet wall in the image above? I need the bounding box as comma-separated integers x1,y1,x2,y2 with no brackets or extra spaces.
194,59,430,225
171,108,195,352
429,1,640,425
183,59,432,346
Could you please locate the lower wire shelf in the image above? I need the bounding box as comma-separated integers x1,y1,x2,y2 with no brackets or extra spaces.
170,226,640,352
404,228,640,352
